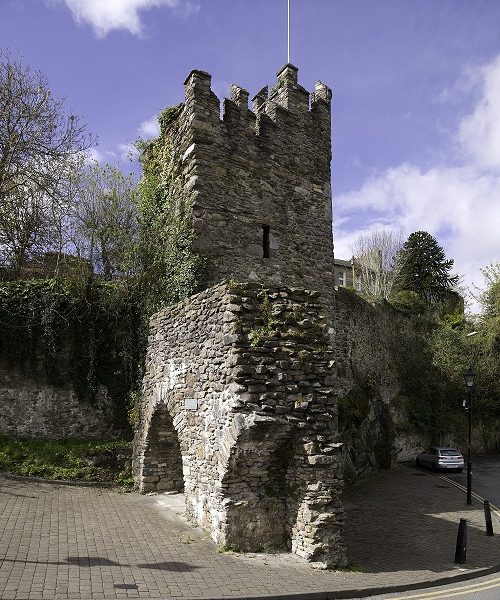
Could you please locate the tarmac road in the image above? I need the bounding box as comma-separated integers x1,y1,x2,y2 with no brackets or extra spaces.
365,571,500,599
444,453,500,508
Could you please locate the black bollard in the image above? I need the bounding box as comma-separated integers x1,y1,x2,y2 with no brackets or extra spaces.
454,518,467,564
484,500,494,536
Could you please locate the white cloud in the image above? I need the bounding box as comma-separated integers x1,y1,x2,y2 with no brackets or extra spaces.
118,142,139,161
335,53,500,312
83,113,156,169
84,147,105,163
335,165,500,308
458,55,500,171
83,147,122,164
138,116,160,139
55,0,199,37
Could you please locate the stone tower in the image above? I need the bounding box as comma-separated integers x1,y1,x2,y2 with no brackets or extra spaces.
133,66,346,569
162,64,334,296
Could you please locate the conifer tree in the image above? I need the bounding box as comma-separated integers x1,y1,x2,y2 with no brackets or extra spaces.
396,231,459,302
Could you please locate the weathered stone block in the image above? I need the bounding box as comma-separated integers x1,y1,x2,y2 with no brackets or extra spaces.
142,475,160,483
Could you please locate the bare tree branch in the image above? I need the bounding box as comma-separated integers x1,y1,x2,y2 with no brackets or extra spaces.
69,161,139,279
351,227,406,301
0,49,95,271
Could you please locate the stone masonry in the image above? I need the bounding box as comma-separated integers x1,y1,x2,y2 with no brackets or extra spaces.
133,283,345,567
133,66,346,567
160,63,334,297
0,359,116,439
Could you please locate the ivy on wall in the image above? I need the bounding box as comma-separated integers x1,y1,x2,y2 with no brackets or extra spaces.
136,104,208,314
0,278,141,432
0,104,213,436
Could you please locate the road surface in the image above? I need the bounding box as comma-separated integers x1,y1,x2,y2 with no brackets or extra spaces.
445,453,500,508
364,571,500,599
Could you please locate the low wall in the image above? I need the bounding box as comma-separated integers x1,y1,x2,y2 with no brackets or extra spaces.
0,357,117,439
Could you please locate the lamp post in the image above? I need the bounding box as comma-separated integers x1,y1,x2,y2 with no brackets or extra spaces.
464,366,476,506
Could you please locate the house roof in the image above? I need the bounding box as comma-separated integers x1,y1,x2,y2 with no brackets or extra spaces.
333,258,352,268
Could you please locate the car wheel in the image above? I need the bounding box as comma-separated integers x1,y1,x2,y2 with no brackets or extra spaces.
457,468,463,473
431,463,437,472
416,458,421,467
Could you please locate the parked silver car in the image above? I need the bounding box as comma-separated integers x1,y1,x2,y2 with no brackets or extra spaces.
416,446,464,472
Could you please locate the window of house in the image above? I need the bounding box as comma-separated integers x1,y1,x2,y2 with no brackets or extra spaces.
338,271,345,286
262,225,270,258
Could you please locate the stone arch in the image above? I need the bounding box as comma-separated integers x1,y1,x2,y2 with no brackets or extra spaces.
219,417,304,552
134,402,184,493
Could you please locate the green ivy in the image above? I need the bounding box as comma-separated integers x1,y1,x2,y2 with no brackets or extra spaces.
136,104,209,314
158,103,184,134
0,278,141,433
0,105,213,438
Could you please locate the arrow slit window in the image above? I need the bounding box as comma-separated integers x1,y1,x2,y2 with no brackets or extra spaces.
262,225,271,258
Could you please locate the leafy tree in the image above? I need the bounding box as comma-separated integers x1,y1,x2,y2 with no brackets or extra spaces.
351,227,406,301
429,264,500,436
475,264,500,411
0,50,93,271
477,263,500,319
70,162,139,279
395,231,459,303
390,290,428,316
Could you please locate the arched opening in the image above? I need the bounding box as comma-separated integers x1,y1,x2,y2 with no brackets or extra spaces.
141,404,184,493
221,421,302,551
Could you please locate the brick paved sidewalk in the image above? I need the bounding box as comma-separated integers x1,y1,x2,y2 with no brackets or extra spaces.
1,465,499,600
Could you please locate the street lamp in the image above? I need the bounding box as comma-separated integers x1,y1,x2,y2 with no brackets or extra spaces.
463,366,476,505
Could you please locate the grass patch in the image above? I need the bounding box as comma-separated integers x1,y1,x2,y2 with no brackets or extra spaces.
0,436,132,483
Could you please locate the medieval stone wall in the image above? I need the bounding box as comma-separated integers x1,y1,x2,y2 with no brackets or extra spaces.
160,64,335,299
332,287,456,477
0,358,116,439
333,287,498,477
133,282,346,568
133,64,344,569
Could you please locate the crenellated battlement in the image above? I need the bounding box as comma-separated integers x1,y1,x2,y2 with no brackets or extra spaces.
179,64,332,141
156,65,335,298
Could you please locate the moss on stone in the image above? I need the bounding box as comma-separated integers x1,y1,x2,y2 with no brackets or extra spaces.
337,383,373,430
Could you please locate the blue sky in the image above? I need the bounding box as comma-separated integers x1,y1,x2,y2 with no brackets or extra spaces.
2,0,500,308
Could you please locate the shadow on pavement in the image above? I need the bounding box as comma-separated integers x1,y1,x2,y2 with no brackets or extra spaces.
1,556,199,572
344,464,500,574
0,490,38,498
136,561,196,572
